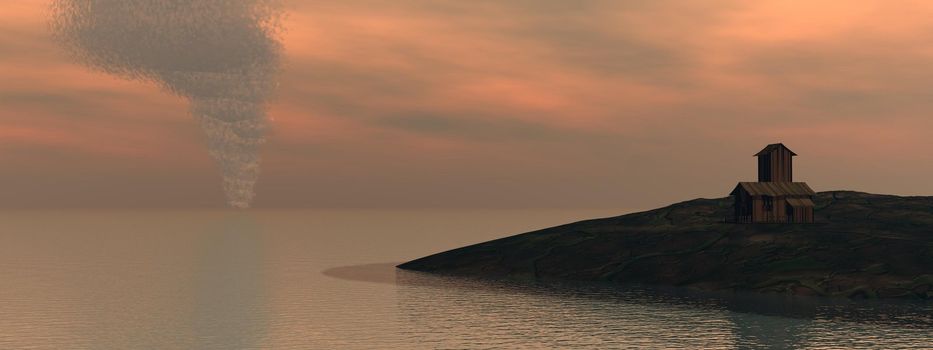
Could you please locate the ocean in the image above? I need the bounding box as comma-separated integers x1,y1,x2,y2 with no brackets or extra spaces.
0,209,930,349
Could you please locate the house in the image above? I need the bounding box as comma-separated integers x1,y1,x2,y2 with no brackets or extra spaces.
730,144,815,223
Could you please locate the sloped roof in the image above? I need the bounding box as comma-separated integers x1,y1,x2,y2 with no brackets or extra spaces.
730,182,816,196
755,143,797,156
786,197,815,208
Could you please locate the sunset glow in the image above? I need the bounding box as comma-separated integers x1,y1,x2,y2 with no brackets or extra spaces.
3,0,933,208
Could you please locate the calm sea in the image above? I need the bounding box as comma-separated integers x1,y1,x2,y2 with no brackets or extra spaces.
0,210,930,349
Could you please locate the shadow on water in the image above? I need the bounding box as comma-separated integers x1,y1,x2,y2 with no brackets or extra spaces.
326,263,933,347
324,262,933,329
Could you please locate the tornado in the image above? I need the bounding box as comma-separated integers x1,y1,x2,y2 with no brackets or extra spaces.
50,0,283,208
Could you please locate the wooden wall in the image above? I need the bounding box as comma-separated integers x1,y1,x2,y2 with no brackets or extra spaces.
758,148,794,182
752,197,764,222
746,196,814,223
733,186,814,223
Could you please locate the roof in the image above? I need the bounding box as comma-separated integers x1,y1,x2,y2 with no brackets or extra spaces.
730,182,816,196
786,197,815,208
754,143,797,157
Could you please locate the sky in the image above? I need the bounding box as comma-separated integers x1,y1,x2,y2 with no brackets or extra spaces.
3,0,933,209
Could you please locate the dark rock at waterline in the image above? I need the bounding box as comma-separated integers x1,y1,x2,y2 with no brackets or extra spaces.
398,191,933,299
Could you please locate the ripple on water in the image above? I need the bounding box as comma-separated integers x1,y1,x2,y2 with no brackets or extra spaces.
324,263,933,349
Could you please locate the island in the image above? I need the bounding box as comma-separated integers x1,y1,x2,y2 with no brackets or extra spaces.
399,144,933,299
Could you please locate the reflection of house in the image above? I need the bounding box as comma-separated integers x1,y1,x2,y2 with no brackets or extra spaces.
730,144,815,223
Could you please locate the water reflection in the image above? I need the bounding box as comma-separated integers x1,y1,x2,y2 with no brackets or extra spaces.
327,263,933,349
50,0,283,208
190,215,268,349
1,210,930,349
0,211,271,348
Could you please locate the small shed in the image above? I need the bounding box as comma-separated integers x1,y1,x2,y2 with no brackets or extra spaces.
731,144,815,223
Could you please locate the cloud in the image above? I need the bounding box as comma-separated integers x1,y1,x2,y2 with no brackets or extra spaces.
6,0,933,208
377,113,603,142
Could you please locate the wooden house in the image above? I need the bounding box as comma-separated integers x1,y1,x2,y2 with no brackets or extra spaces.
730,144,815,223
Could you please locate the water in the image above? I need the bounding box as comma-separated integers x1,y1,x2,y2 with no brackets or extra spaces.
0,210,930,349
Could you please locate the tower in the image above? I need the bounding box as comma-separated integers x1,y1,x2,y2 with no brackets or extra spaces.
755,143,796,183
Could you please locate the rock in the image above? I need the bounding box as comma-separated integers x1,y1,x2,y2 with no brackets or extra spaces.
399,191,933,299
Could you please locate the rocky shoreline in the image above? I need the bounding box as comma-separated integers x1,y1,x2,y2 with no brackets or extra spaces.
399,191,933,299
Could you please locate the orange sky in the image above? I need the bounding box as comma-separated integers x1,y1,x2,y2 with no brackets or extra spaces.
3,0,933,209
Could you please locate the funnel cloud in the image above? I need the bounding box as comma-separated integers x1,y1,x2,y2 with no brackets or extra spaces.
51,0,283,208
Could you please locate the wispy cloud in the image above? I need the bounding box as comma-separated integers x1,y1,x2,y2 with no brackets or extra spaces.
4,0,933,208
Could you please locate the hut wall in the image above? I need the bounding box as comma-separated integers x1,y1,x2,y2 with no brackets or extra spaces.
733,190,753,222
752,197,764,222
758,148,794,182
802,207,814,223
790,199,808,223
774,197,787,221
780,150,793,182
757,155,771,182
736,193,815,223
786,198,815,223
